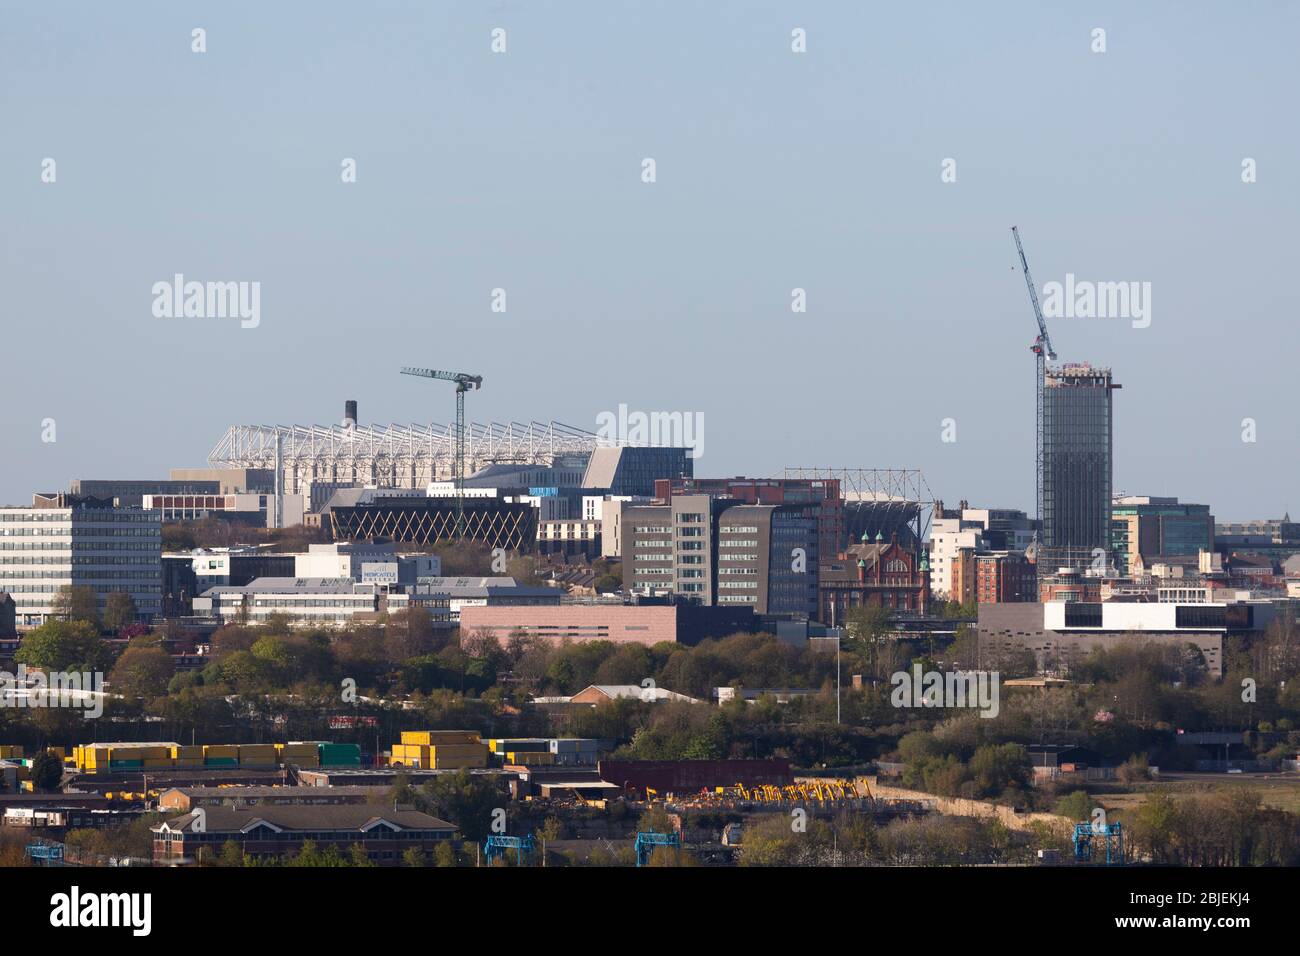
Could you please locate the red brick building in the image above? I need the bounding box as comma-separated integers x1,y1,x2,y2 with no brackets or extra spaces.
818,532,929,624
952,548,1036,604
152,804,455,865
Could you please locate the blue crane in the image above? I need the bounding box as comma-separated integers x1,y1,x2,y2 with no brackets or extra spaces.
483,833,534,866
634,831,680,867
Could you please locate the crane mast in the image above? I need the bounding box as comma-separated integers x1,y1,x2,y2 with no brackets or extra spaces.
1011,226,1056,536
400,366,484,538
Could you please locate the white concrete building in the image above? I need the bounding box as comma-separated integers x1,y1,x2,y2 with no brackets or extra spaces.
927,516,984,600
0,501,162,627
294,542,439,582
192,577,380,627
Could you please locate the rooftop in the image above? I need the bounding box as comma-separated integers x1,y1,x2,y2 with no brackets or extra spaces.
155,803,455,834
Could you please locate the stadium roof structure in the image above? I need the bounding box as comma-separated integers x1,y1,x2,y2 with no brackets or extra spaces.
208,420,600,491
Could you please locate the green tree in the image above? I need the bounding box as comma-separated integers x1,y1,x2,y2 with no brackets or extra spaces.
30,751,64,792
402,846,427,868
102,592,138,632
218,840,245,867
421,770,503,843
348,843,375,867
433,842,458,868
109,646,174,700
14,620,112,673
51,585,101,627
1053,790,1095,821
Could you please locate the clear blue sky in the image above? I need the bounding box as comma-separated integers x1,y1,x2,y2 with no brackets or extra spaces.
3,1,1296,520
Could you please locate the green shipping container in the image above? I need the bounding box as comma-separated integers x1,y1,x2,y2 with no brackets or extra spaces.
318,743,361,766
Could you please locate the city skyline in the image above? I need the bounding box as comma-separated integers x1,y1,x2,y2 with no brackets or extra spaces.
4,2,1296,520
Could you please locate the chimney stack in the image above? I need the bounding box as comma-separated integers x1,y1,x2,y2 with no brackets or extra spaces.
343,400,358,429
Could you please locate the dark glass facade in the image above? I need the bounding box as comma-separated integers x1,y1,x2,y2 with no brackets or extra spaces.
1042,366,1116,560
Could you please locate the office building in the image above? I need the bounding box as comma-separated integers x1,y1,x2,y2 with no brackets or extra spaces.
68,478,220,508
152,804,455,865
977,599,1278,678
1111,496,1214,574
192,578,383,627
951,548,1036,604
653,476,843,560
0,497,162,627
326,496,536,550
395,576,562,624
1041,364,1120,565
294,542,439,583
582,446,694,497
621,495,819,616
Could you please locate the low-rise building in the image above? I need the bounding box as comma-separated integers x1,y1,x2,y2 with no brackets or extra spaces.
460,602,677,646
977,599,1279,677
152,804,456,865
158,785,386,813
192,577,381,627
568,684,699,705
396,576,561,624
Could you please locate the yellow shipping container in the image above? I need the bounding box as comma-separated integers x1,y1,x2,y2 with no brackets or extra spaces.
276,744,317,760
401,730,481,747
434,755,487,769
429,745,487,759
204,745,238,758
507,752,555,766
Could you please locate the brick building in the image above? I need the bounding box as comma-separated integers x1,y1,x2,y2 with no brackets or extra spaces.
460,603,679,647
951,549,1036,604
152,804,456,865
818,532,929,625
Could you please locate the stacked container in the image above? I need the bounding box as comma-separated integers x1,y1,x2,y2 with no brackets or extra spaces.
317,742,361,767
203,744,239,768
277,742,320,767
237,744,278,769
396,731,488,769
505,750,556,767
171,745,205,768
549,738,602,767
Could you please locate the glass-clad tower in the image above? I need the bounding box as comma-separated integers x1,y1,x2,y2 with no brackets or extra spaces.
1041,364,1119,565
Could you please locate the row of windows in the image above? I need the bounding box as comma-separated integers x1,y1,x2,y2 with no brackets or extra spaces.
0,555,158,565
0,570,162,582
5,584,162,595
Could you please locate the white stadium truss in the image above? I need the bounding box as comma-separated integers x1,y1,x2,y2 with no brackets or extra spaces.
209,421,599,494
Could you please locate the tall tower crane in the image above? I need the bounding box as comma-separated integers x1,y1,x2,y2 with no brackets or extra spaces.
1010,226,1057,535
400,366,483,537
